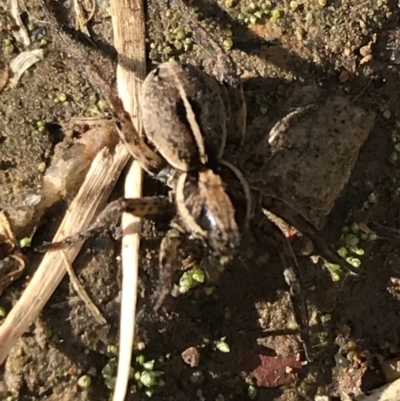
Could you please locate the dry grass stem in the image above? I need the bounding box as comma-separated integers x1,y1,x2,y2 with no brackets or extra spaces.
73,0,95,36
109,0,147,400
9,49,44,87
9,0,30,47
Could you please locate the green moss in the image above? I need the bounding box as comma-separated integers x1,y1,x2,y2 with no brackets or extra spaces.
102,352,164,397
239,2,272,24
179,266,205,294
270,8,283,23
0,306,6,318
77,375,92,389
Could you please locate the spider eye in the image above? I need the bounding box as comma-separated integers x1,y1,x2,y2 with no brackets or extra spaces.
196,204,236,257
198,206,218,233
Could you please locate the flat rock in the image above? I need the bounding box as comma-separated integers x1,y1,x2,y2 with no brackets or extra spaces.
247,95,375,225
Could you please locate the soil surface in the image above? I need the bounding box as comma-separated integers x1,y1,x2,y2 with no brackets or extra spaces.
1,1,400,400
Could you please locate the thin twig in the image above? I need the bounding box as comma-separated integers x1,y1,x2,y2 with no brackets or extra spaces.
60,250,107,325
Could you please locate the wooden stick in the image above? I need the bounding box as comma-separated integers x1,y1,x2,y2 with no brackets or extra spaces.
109,0,146,400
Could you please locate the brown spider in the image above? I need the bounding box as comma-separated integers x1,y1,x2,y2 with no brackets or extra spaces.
39,0,358,362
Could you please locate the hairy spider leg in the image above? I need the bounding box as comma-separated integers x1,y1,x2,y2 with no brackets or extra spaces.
173,0,246,148
173,0,239,88
266,105,318,155
262,196,359,275
39,0,166,176
369,221,400,241
239,105,319,168
264,219,313,363
36,197,172,252
152,227,183,311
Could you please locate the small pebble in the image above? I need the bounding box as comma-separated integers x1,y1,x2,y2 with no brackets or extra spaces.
360,54,373,65
383,109,391,119
343,47,352,56
359,44,372,57
190,370,204,384
181,346,201,367
339,69,350,83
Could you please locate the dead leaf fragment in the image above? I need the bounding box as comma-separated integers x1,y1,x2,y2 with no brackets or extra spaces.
242,352,302,387
9,49,44,88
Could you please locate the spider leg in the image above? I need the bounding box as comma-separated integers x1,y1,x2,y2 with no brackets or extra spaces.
173,0,246,149
255,215,313,362
368,221,398,241
39,0,166,176
241,105,318,167
152,227,183,311
36,196,172,252
262,196,359,275
266,105,318,155
173,0,239,87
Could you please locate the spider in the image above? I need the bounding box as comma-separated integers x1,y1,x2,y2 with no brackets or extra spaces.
39,0,357,361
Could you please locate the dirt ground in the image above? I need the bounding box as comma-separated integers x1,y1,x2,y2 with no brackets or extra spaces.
1,0,400,400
